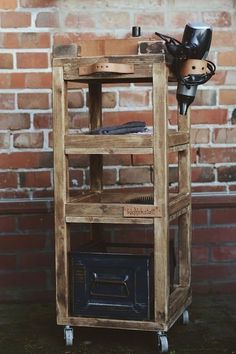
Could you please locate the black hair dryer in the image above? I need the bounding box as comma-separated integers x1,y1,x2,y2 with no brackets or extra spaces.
156,22,216,115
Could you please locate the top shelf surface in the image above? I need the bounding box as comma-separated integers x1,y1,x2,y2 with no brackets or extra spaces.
52,39,175,83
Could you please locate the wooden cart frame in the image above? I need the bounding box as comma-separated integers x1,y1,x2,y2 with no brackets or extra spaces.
52,40,192,350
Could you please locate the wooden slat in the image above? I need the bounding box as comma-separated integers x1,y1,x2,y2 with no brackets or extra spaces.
178,110,192,289
53,66,70,323
168,286,192,329
66,216,154,225
152,61,170,325
66,147,152,155
57,316,165,331
169,192,190,216
61,55,165,81
168,131,189,147
66,202,162,218
65,134,153,154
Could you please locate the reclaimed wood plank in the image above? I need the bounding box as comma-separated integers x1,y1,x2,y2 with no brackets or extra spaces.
53,66,70,323
153,61,170,325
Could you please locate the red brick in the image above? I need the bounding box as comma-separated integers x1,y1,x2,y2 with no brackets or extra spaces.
0,255,16,270
103,169,117,185
212,31,236,48
211,208,236,225
18,214,53,231
191,185,227,193
13,132,44,148
19,171,51,188
18,93,49,109
192,226,236,245
191,128,209,144
0,235,46,250
192,167,215,183
192,264,236,282
36,11,59,27
0,0,17,9
68,91,84,109
0,271,46,287
0,133,9,148
98,11,130,29
68,155,89,168
19,252,54,268
225,70,236,85
0,53,13,69
33,190,54,199
17,52,48,69
219,89,236,105
25,72,52,89
0,152,52,169
0,172,17,188
217,166,236,182
199,147,236,164
202,11,231,27
0,191,29,199
192,282,236,295
0,113,30,129
170,109,228,125
192,246,209,264
54,32,102,46
132,154,153,166
210,70,226,85
211,246,236,262
0,73,25,89
193,89,216,106
69,170,84,188
135,12,164,28
102,92,117,108
0,11,31,28
169,11,198,28
103,154,131,166
213,127,236,144
192,209,208,226
65,12,95,29
0,93,15,110
218,51,236,66
20,0,58,7
0,216,17,233
33,113,52,129
2,32,50,49
119,167,151,184
69,112,89,130
119,91,149,107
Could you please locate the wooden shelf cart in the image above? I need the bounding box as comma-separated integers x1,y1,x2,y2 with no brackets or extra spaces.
52,39,192,353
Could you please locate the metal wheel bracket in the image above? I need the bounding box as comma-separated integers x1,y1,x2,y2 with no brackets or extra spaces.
182,309,190,325
64,325,74,346
157,331,169,353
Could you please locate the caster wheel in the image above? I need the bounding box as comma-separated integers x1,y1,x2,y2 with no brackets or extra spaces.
182,309,190,325
64,325,74,346
157,332,169,353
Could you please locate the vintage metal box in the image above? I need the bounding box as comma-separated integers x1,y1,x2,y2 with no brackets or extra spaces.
70,243,154,320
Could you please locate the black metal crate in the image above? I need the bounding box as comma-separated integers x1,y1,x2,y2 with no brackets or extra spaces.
70,243,154,321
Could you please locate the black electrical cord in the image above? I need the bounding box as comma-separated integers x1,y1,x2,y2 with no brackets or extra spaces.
155,31,216,89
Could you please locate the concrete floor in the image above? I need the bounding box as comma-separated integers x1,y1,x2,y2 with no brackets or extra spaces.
0,294,235,354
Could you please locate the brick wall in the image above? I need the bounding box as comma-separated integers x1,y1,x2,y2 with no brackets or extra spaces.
0,0,236,300
0,0,235,197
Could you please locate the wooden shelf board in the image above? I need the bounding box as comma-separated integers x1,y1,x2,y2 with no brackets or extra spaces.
64,131,189,154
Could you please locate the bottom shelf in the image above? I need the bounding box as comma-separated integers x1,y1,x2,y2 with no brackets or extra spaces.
57,287,191,332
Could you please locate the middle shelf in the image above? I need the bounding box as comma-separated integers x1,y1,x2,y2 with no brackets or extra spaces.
66,188,190,224
64,130,190,155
